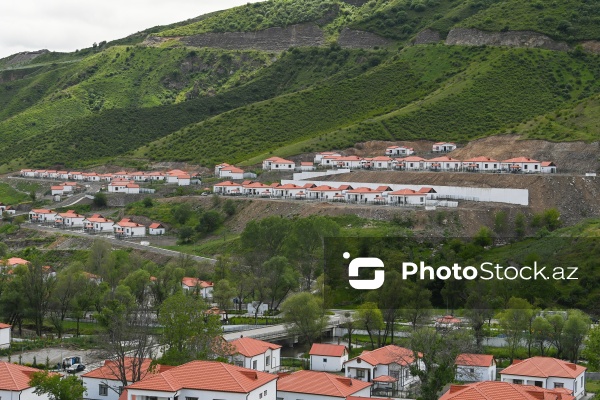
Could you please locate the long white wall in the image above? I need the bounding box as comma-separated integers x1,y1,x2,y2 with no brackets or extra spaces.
292,169,351,181
281,180,529,205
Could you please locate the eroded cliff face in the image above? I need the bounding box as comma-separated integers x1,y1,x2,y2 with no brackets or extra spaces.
445,28,571,51
338,28,393,49
413,29,441,45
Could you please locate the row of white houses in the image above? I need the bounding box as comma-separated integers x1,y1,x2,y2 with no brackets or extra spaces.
20,168,198,186
28,210,166,237
213,181,437,205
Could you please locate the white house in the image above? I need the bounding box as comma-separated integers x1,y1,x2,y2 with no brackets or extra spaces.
84,214,114,233
334,156,364,169
229,337,281,374
148,222,166,235
387,188,433,205
455,353,496,382
220,166,246,180
0,323,10,349
57,171,70,180
0,203,15,215
300,162,316,171
55,210,85,228
425,156,462,172
314,152,342,164
61,182,77,192
363,156,393,170
345,187,391,204
243,182,272,196
307,185,347,200
0,362,50,400
69,171,84,181
502,157,542,173
20,169,35,178
146,171,166,181
125,361,278,400
82,358,167,400
440,381,576,400
462,156,500,172
51,185,65,196
29,209,58,223
541,161,557,173
272,183,309,198
213,181,244,195
400,156,426,171
278,370,371,400
344,345,422,390
386,145,414,156
113,218,146,238
108,180,140,194
500,357,586,399
181,277,213,299
432,142,457,152
83,172,101,182
309,343,348,372
262,157,295,171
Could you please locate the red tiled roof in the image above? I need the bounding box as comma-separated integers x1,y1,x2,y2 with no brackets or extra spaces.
463,156,499,163
0,361,44,391
231,337,282,357
82,358,170,381
501,357,585,379
0,323,11,329
389,189,424,196
181,277,213,289
541,161,556,167
126,361,277,393
116,218,144,228
401,156,426,162
437,315,462,324
428,156,461,162
373,375,397,383
149,223,164,229
277,370,370,398
440,381,574,400
345,187,382,194
6,257,29,266
503,157,540,163
347,345,418,367
215,181,242,187
309,185,342,191
455,353,494,367
309,344,347,357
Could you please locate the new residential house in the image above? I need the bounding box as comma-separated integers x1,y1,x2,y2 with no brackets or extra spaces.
344,345,421,390
500,357,586,399
501,157,542,173
29,209,58,223
229,337,281,374
181,277,214,299
455,353,496,382
440,381,575,400
385,146,414,156
0,361,51,400
82,358,171,400
0,323,11,349
432,142,457,152
262,157,295,171
277,370,371,400
55,210,85,228
309,344,349,372
124,361,278,400
113,218,146,238
83,214,115,233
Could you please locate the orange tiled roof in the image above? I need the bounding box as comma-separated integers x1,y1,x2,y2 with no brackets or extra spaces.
278,370,370,398
347,345,418,367
455,353,494,367
82,358,171,381
389,189,424,196
126,360,277,393
440,381,574,400
309,344,347,357
6,257,29,266
181,277,213,289
0,361,44,391
501,357,586,379
230,337,282,357
149,223,164,229
503,157,540,163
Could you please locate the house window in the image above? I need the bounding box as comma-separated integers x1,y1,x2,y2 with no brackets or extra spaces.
574,381,577,392
469,368,475,373
524,164,528,170
264,390,267,396
513,379,523,385
186,398,199,400
534,381,543,387
253,360,258,369
266,356,271,367
484,164,488,169
259,393,263,399
554,383,564,389
356,369,365,378
99,384,108,396
323,358,327,363
272,357,276,367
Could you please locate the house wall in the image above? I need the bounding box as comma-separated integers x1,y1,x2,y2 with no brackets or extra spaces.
310,354,347,372
83,377,125,400
278,386,369,400
456,365,495,382
0,327,11,349
149,228,166,235
344,360,375,382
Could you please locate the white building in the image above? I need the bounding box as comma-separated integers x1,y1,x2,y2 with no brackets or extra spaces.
82,358,166,400
148,223,166,235
500,357,586,399
387,188,433,205
51,185,65,196
502,157,542,173
272,183,306,198
229,337,281,374
363,156,393,170
113,218,146,237
432,142,457,152
181,277,214,299
213,181,244,195
462,157,500,172
344,345,422,390
400,156,426,171
541,161,557,173
29,209,58,224
0,361,50,400
125,361,278,400
309,343,348,372
277,370,371,400
220,166,246,180
314,152,342,164
262,157,295,171
344,186,391,204
0,204,15,215
386,146,414,156
307,185,347,200
455,353,496,382
425,156,462,172
55,210,85,228
0,323,10,349
300,162,316,171
108,180,140,194
84,214,114,233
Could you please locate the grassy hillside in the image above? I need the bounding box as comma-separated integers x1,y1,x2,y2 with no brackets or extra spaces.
142,45,600,165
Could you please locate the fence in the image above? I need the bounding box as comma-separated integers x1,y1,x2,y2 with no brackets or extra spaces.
139,188,156,194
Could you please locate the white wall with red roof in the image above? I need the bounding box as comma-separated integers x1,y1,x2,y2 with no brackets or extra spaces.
0,323,10,349
309,344,348,372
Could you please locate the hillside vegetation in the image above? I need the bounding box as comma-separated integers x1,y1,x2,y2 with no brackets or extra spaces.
2,0,600,171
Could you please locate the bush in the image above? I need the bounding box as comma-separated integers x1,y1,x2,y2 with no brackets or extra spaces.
93,193,107,208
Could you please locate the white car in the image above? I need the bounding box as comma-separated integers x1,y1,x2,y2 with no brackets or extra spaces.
66,363,85,373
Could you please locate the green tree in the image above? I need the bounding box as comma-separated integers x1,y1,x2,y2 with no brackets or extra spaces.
49,265,86,338
172,203,193,225
158,291,226,365
401,281,432,329
212,279,236,320
178,226,195,243
122,269,152,307
562,309,590,362
583,324,600,371
514,212,526,239
241,216,292,266
357,302,384,349
142,197,153,208
93,192,107,208
30,371,86,400
498,297,535,362
0,242,8,258
223,199,236,216
18,261,57,336
543,208,561,231
473,226,493,247
280,292,327,346
531,316,553,356
196,210,224,235
494,211,508,234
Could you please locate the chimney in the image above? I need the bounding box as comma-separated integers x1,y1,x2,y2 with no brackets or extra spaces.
566,363,577,371
449,385,467,394
336,377,353,386
525,391,545,400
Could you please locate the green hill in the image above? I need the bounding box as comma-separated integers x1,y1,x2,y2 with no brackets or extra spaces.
2,0,600,171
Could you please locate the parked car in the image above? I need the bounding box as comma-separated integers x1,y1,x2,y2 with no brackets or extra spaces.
66,363,85,373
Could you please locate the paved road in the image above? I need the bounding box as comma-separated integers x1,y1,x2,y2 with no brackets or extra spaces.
23,223,217,264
